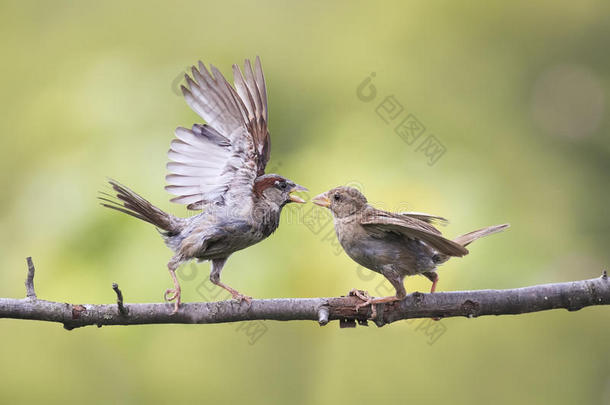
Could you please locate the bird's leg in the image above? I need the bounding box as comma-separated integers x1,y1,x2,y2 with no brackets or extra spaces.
423,271,441,320
164,258,182,314
370,277,406,318
350,292,402,319
210,258,252,304
215,281,253,304
423,271,439,293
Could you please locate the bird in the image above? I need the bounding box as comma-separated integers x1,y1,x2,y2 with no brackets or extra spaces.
100,57,307,313
312,186,509,313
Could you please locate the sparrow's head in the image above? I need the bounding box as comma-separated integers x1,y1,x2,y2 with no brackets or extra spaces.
253,174,308,207
312,186,367,218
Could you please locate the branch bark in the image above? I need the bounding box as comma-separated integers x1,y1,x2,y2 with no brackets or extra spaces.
0,259,608,330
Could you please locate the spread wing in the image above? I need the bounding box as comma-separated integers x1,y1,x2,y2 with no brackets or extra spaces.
361,209,468,257
165,57,270,210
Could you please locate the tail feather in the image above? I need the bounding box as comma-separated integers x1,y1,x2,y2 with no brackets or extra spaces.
100,179,183,235
453,223,510,247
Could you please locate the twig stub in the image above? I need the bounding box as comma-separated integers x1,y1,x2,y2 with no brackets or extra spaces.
112,283,128,316
317,305,329,326
25,257,37,300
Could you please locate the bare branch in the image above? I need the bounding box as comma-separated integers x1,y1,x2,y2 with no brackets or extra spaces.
1,269,608,330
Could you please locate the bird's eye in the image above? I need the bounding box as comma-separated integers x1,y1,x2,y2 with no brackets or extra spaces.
334,193,341,201
279,181,287,189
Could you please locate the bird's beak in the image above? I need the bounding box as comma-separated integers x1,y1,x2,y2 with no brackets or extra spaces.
312,192,331,208
289,184,308,204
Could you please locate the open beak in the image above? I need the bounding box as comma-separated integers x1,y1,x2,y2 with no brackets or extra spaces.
312,192,330,208
288,184,308,204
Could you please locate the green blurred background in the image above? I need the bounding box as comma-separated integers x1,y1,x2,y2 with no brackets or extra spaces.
1,1,609,403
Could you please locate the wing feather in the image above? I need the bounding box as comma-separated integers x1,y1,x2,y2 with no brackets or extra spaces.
361,210,468,257
166,57,271,209
398,211,449,227
254,56,268,122
243,60,263,123
192,64,237,118
232,64,258,127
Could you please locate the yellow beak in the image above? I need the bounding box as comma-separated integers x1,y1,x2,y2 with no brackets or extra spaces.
312,193,330,207
288,184,308,204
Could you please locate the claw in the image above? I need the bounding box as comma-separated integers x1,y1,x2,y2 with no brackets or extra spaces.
164,287,181,314
231,292,253,306
349,289,402,319
349,289,377,318
349,288,371,302
164,288,178,302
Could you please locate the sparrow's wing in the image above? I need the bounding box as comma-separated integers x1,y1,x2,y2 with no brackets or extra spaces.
361,210,468,257
165,57,270,210
397,211,449,227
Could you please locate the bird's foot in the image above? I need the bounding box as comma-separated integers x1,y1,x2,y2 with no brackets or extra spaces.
349,288,369,300
164,288,181,314
349,289,372,309
211,279,252,306
349,289,378,319
231,291,252,306
350,289,403,319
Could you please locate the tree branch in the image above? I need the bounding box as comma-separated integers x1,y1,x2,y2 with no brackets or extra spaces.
0,259,608,330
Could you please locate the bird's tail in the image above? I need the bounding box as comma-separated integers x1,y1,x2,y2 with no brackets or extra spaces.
453,223,510,247
99,179,183,235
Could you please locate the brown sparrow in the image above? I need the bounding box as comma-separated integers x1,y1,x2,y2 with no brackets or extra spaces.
101,57,307,313
313,186,508,311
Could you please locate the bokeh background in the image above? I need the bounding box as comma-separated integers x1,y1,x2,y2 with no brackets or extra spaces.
1,1,609,403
